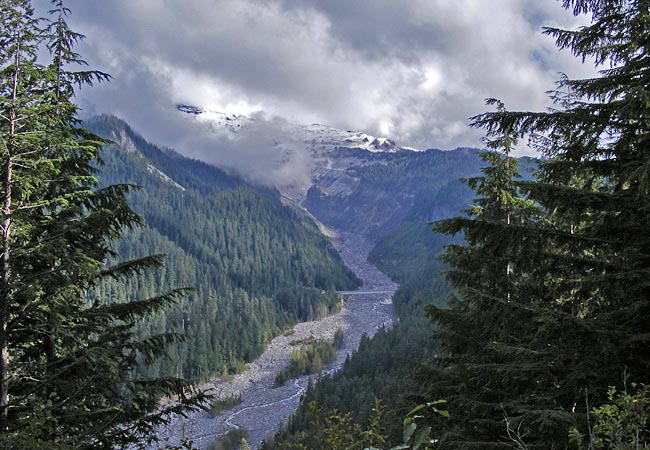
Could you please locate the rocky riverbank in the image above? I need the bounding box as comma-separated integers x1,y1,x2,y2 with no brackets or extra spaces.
152,233,397,450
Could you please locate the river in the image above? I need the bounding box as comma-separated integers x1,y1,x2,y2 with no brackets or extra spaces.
152,233,397,450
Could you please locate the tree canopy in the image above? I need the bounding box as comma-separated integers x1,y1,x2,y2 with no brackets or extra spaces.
0,2,205,448
427,0,650,448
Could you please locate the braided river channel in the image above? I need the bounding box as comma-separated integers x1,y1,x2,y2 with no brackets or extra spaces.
153,233,397,449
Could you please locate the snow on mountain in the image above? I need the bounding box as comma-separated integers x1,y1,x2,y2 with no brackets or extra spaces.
177,104,255,135
175,104,419,201
176,104,415,154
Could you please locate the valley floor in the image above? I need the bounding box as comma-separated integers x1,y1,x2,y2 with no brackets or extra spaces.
152,233,397,450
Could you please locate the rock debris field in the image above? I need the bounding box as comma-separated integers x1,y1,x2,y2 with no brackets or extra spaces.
152,233,397,450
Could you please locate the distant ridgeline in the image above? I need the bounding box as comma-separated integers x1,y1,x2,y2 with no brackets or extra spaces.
305,147,484,240
304,147,484,290
85,115,359,382
367,154,537,291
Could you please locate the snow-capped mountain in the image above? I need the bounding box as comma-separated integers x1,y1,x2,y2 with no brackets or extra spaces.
176,104,414,154
177,104,255,135
176,104,419,201
104,108,484,244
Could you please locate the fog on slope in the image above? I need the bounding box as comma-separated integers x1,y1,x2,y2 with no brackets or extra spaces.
79,74,316,190
141,105,412,196
175,111,315,191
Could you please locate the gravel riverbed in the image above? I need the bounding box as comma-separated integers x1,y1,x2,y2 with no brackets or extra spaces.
152,233,397,450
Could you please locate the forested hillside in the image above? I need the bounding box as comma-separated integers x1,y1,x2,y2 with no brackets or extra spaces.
263,246,451,448
368,156,536,285
1,3,211,447
86,115,359,381
264,156,531,447
261,156,481,448
269,2,650,449
262,150,486,448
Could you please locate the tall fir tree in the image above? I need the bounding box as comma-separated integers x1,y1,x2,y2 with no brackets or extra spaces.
426,101,552,449
0,0,47,433
0,2,205,448
428,1,650,448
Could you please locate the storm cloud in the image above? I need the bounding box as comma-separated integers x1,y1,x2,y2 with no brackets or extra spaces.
65,0,596,157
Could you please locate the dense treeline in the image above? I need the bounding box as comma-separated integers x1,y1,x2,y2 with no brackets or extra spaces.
423,1,650,447
368,156,535,287
0,2,204,448
264,263,451,448
86,115,359,381
268,2,650,449
208,395,242,418
274,339,338,386
208,428,249,450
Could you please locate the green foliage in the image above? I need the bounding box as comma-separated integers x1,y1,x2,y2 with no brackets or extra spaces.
333,327,345,349
588,385,650,450
84,115,360,382
274,340,337,386
263,399,447,450
264,200,455,448
0,1,205,448
208,395,242,418
387,401,448,450
265,400,365,449
290,336,318,346
208,428,249,450
266,294,443,448
423,105,552,448
425,1,650,448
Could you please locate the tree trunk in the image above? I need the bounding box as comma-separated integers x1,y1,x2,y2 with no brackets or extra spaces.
0,33,20,433
0,154,12,433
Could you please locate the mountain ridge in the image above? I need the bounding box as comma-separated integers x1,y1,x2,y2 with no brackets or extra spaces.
86,114,360,381
175,104,484,238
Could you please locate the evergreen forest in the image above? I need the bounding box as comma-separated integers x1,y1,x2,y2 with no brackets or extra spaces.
86,115,359,382
266,1,650,449
0,1,208,448
2,0,650,449
0,1,358,447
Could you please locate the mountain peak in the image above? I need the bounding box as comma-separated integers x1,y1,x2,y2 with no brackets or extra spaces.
175,104,416,154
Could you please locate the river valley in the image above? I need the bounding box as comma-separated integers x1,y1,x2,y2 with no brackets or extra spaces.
152,233,397,450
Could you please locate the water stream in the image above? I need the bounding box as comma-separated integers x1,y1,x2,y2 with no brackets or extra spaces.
152,233,396,449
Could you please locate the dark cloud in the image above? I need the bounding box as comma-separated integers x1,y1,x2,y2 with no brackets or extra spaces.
63,0,597,158
276,0,445,61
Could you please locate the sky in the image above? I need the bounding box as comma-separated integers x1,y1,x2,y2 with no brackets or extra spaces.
64,0,597,158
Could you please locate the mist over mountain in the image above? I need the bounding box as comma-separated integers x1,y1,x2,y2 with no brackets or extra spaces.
173,105,415,198
172,105,486,247
85,115,360,381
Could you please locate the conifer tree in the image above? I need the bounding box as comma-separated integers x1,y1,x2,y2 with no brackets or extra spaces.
429,1,650,447
0,0,48,433
426,102,550,448
0,2,206,448
474,0,650,410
